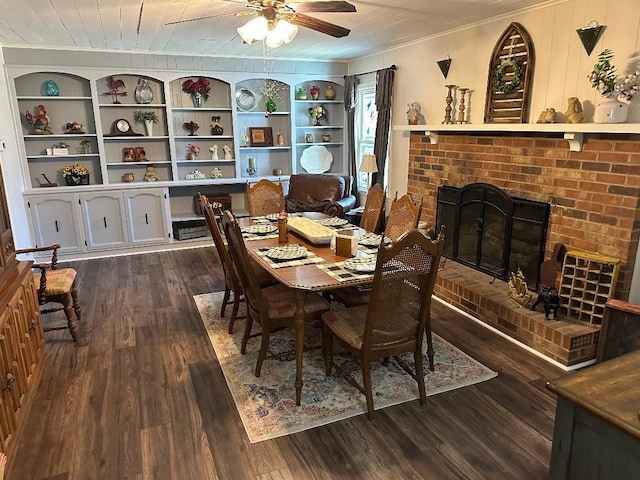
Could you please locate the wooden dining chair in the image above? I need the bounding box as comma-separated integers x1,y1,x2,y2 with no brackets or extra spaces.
321,228,444,419
221,210,331,377
246,179,284,217
15,244,81,341
359,183,386,234
384,193,422,242
199,193,275,334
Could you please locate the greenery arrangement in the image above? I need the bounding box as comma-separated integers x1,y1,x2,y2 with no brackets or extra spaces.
133,110,159,124
493,59,523,94
589,49,640,102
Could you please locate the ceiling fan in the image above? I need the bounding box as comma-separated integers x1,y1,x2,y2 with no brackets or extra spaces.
166,0,357,39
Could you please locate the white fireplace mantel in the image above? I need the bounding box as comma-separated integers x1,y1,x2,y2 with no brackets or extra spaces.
393,123,640,152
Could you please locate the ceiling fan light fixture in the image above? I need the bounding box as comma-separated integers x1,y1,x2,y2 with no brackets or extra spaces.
237,15,268,43
275,19,298,44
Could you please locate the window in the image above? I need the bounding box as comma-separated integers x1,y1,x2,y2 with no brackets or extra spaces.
356,86,377,191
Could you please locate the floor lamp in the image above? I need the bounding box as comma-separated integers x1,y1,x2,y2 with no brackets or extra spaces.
360,153,378,189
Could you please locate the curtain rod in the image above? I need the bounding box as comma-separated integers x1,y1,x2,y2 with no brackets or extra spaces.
344,64,397,79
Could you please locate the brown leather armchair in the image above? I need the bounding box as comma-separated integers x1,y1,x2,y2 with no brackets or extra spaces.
285,174,356,217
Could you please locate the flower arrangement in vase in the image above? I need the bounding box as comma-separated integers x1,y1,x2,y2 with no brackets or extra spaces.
133,110,159,136
61,162,90,185
181,77,211,107
186,143,200,160
588,49,640,123
308,105,327,126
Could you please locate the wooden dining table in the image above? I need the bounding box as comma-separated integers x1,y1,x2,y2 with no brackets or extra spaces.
239,213,375,405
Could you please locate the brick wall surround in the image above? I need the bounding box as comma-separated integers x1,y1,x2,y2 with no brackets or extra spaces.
407,131,640,366
408,132,640,300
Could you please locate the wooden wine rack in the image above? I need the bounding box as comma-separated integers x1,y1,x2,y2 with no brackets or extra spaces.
559,250,621,325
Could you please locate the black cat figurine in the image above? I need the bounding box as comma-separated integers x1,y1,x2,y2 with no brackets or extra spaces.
531,285,560,320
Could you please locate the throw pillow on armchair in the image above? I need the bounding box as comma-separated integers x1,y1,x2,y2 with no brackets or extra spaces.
285,174,356,217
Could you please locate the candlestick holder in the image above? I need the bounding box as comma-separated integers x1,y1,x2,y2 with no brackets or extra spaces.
456,88,469,124
443,85,456,124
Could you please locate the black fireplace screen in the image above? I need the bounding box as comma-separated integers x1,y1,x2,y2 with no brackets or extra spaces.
436,183,550,289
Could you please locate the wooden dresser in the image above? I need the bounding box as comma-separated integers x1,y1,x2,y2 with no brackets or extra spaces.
546,350,640,479
0,165,45,457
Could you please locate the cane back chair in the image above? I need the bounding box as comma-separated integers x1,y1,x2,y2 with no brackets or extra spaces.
384,193,422,242
246,179,285,217
359,183,386,234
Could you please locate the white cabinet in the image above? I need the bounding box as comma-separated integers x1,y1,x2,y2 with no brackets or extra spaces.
79,191,128,250
124,189,170,245
26,194,84,254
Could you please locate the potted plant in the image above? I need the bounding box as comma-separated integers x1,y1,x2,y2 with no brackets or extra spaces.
61,162,90,186
133,110,159,136
181,77,211,107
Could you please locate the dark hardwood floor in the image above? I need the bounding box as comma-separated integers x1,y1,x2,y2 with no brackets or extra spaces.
8,246,563,479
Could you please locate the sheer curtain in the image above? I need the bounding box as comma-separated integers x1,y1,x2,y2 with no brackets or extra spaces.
372,67,396,187
344,75,358,197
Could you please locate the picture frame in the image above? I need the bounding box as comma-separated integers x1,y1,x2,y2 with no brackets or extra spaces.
249,127,273,147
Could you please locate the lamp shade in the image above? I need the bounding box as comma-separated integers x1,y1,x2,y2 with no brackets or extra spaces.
237,16,268,43
360,154,378,173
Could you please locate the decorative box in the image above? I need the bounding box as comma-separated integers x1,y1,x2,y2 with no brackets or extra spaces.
52,147,69,155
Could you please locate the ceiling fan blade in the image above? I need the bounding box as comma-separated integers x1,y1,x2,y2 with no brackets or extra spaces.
288,1,356,13
289,12,350,38
165,10,253,26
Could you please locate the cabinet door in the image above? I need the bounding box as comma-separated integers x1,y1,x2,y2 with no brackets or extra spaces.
27,195,84,255
79,192,129,250
124,189,170,245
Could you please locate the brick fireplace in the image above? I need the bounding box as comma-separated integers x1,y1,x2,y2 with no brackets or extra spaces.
407,131,640,366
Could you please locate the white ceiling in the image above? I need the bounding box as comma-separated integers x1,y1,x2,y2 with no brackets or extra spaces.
0,0,553,61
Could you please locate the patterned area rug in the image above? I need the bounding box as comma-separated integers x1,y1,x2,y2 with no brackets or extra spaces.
194,292,497,443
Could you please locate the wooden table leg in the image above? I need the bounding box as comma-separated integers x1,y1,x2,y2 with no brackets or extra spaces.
294,289,307,406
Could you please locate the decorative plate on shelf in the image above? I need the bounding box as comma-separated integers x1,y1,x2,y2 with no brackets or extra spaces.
300,145,333,173
236,88,257,112
241,224,277,235
265,244,308,261
343,257,377,273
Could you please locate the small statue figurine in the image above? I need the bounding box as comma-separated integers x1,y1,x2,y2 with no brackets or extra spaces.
25,105,53,134
406,102,422,125
277,129,285,146
211,167,223,179
531,285,560,320
565,97,584,124
536,108,556,123
223,145,232,160
143,165,158,182
209,144,219,160
507,268,532,306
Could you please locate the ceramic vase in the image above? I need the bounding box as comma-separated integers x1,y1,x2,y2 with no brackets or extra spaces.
144,120,154,136
265,98,277,114
186,152,194,160
324,85,336,100
594,99,628,123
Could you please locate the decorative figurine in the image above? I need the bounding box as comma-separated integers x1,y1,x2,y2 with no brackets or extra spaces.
246,157,257,176
25,105,53,134
565,97,584,124
209,144,219,160
223,145,232,160
103,76,127,104
63,121,87,134
406,102,422,125
443,85,456,124
211,167,223,179
135,147,146,161
277,129,285,146
536,108,557,123
143,165,158,182
456,88,469,124
531,285,560,320
123,147,135,162
507,268,532,306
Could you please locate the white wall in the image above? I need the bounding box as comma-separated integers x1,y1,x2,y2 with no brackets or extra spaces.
348,0,640,201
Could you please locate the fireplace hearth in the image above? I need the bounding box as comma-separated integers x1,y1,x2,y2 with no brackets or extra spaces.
436,183,550,289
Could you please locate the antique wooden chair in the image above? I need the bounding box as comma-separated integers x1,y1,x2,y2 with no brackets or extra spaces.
15,244,81,341
359,183,386,233
221,210,330,377
199,193,274,334
384,193,422,242
321,229,444,419
246,179,284,217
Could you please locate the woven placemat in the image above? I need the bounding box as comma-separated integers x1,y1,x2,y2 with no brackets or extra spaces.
254,245,326,269
317,259,376,282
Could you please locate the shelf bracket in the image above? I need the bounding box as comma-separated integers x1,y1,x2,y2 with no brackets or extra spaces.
564,132,584,152
424,131,439,145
